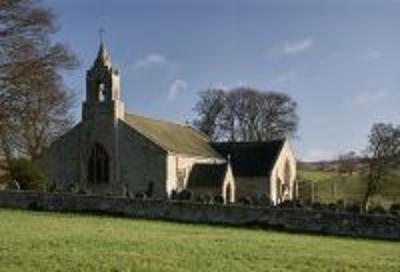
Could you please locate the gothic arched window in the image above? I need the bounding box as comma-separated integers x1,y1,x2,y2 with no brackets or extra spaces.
88,143,110,183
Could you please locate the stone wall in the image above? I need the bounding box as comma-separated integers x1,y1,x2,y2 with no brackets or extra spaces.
40,123,82,191
0,191,399,240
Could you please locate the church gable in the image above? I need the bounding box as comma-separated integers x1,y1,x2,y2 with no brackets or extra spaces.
117,120,168,198
269,141,297,203
186,163,235,203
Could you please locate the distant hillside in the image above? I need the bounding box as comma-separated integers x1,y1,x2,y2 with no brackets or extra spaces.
296,160,400,208
298,158,366,172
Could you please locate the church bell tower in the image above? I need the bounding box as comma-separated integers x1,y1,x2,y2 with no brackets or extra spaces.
82,41,125,121
79,40,124,195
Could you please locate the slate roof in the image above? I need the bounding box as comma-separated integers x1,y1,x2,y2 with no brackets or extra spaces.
212,140,285,177
124,112,223,158
187,163,228,188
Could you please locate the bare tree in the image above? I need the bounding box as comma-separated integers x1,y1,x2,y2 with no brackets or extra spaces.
0,0,58,79
192,89,226,140
0,0,78,162
363,123,400,210
7,67,73,160
337,151,358,176
193,87,298,142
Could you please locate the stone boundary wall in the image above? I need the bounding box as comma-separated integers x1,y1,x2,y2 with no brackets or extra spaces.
0,191,399,240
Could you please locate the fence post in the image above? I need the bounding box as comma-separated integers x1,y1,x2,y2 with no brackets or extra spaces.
311,182,315,204
332,181,337,202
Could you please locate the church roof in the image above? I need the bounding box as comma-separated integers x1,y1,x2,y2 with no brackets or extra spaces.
187,163,228,188
124,113,223,158
212,140,285,177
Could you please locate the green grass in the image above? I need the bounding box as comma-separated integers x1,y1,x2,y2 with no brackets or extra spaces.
0,209,399,272
297,168,337,183
297,168,400,207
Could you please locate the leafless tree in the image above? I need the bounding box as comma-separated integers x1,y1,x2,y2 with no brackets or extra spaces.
0,0,78,162
192,89,226,140
337,151,358,176
363,123,400,211
193,87,298,142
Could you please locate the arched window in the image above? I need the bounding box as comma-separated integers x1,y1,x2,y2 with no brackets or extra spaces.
88,143,110,183
277,178,283,203
284,159,291,187
279,159,292,201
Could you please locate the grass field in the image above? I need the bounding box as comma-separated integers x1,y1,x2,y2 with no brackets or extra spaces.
297,168,400,207
0,209,399,272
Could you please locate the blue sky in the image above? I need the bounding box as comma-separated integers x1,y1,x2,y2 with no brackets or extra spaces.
43,0,400,161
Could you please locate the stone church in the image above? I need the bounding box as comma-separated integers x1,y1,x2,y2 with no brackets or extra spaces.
41,42,297,205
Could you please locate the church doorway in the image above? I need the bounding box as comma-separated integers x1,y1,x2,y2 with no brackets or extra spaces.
88,143,110,183
225,183,232,204
282,159,292,201
277,160,292,203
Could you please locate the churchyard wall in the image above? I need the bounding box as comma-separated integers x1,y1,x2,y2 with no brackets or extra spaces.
0,191,399,240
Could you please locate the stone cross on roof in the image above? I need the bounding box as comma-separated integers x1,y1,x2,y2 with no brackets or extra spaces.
99,28,105,43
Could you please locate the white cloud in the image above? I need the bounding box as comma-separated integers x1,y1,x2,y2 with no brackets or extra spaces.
282,38,314,55
168,79,187,101
352,91,387,106
302,148,338,162
134,53,167,68
359,48,382,62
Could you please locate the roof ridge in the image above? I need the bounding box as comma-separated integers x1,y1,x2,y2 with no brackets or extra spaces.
212,139,286,145
125,111,193,130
